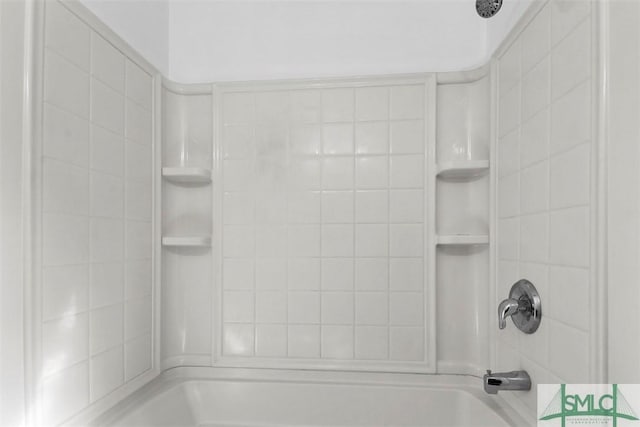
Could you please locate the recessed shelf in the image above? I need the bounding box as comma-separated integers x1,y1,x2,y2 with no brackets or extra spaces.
436,234,489,246
436,160,489,181
162,236,211,247
162,167,211,184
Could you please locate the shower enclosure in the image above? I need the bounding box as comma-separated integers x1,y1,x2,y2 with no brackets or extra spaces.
1,0,639,426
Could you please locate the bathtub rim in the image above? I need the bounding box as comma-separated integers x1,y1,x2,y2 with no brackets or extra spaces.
91,366,534,427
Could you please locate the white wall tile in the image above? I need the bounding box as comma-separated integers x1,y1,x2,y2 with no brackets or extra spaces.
291,90,321,123
91,125,124,177
125,221,151,260
289,158,321,190
322,157,354,190
549,266,589,330
355,122,389,154
355,224,388,257
223,291,254,323
126,100,152,145
225,258,256,290
256,92,289,124
498,129,519,178
389,224,423,257
224,125,255,159
91,172,123,218
389,258,423,291
92,78,124,135
91,303,123,355
498,40,520,94
288,225,321,257
549,143,590,209
322,88,354,123
321,224,354,257
125,60,153,110
390,155,423,188
356,87,389,121
125,260,152,299
355,293,388,325
287,191,321,224
223,324,254,356
550,81,590,154
90,346,123,402
498,218,519,260
549,207,589,267
321,191,354,223
45,1,90,70
355,190,389,224
255,258,285,290
521,58,549,122
125,180,151,220
520,109,549,168
520,4,550,73
288,325,320,358
548,320,589,382
321,258,354,291
223,225,255,257
91,34,125,92
356,258,388,291
224,192,255,225
550,0,591,46
43,158,89,215
390,120,424,154
255,292,287,323
288,292,320,324
124,296,152,339
321,325,354,359
390,86,424,120
321,292,354,326
355,326,388,360
125,142,151,183
124,333,151,381
42,265,89,321
43,104,89,167
520,161,548,214
498,85,520,138
551,19,591,100
42,313,89,377
45,50,90,118
389,327,423,361
389,190,423,223
255,325,287,357
288,258,321,290
519,214,549,263
256,226,287,257
90,263,123,309
43,214,89,266
323,123,353,155
390,292,423,326
356,156,388,189
90,218,124,262
42,361,89,426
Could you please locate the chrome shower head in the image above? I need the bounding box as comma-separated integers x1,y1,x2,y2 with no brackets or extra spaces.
476,0,503,18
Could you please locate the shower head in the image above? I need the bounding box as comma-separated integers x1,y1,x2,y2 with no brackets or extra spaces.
476,0,503,18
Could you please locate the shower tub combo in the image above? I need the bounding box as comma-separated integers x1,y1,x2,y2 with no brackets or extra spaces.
95,368,529,426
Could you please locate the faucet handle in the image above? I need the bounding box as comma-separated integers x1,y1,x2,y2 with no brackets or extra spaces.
498,279,542,334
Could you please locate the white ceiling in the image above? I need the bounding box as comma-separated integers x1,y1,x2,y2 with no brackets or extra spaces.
80,0,535,83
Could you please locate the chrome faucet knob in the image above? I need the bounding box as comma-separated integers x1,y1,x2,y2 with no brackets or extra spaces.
498,298,520,329
497,279,542,334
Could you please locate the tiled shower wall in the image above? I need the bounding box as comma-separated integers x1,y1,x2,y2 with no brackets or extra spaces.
495,0,593,413
40,1,154,424
219,82,432,369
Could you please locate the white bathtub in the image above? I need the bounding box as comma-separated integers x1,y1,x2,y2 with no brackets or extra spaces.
94,367,531,427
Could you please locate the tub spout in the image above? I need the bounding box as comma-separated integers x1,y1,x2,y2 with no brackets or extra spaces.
483,370,531,394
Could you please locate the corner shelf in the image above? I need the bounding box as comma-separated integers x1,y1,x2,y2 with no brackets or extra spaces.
162,236,211,247
436,234,489,246
436,160,489,181
162,167,211,184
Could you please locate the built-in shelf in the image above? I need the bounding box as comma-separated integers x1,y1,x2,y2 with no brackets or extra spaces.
436,234,489,246
436,160,489,181
162,236,211,247
162,167,211,184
